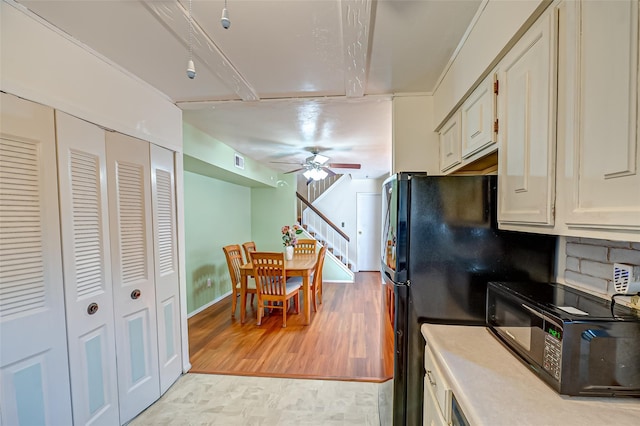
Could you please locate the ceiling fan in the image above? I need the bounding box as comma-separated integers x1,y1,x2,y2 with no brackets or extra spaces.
271,151,361,182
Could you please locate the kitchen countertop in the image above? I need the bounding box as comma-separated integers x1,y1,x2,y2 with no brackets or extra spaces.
421,324,640,425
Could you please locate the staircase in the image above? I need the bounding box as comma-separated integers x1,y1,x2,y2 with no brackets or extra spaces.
296,177,354,272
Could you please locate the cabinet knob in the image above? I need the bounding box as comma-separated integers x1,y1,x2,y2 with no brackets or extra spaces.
87,303,99,315
131,289,141,300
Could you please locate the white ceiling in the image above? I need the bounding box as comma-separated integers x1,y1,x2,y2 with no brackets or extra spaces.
16,0,482,179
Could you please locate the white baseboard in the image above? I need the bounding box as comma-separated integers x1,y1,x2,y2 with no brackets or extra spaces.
187,291,232,318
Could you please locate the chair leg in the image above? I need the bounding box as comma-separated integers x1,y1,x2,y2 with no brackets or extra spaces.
231,290,237,317
250,294,255,307
257,299,263,326
282,303,287,328
312,285,317,312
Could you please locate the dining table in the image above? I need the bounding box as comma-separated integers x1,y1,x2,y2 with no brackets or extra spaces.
239,252,318,325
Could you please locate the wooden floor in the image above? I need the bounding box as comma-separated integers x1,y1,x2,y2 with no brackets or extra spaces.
188,272,394,382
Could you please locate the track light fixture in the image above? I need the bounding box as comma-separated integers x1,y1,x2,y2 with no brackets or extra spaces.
221,0,231,29
186,0,196,79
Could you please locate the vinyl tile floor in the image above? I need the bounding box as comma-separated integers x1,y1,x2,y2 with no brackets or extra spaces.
128,373,389,426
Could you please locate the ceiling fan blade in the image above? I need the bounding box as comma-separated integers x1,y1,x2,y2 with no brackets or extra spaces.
270,161,304,165
284,167,305,174
327,163,361,169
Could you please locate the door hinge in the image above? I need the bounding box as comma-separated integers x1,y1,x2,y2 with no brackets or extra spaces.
493,118,499,133
494,80,499,95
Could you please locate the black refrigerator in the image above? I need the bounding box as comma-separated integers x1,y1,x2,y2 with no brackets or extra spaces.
380,173,556,426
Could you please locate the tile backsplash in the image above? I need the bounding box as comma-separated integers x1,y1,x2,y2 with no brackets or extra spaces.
563,237,640,296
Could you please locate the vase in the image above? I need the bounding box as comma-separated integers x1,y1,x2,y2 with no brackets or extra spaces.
285,245,294,260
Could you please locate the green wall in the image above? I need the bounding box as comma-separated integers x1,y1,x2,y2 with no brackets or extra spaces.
184,171,252,313
250,174,298,252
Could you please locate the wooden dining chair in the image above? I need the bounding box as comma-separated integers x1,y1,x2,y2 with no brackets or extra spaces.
222,244,256,317
242,241,256,263
310,245,327,311
290,244,326,312
251,252,301,327
294,238,316,254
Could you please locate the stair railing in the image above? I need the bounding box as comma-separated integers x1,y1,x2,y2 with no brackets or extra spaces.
296,192,350,269
306,174,341,204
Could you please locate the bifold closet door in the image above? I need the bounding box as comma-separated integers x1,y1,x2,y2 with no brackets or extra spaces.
56,111,120,425
0,93,73,425
150,145,182,394
106,132,160,424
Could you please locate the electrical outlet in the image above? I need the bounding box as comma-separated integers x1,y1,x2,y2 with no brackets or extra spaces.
206,278,211,288
613,263,640,294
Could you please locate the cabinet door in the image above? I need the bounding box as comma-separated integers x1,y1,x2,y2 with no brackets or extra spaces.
106,133,160,423
498,9,557,225
0,93,73,426
439,111,462,172
150,145,182,395
461,75,497,159
423,378,449,426
563,0,640,230
424,344,451,424
56,112,120,425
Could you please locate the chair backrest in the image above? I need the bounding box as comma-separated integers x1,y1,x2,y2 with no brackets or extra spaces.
251,252,287,296
222,244,243,287
242,241,257,263
313,245,327,287
294,239,316,254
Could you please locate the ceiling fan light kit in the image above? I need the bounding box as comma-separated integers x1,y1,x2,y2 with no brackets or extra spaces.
303,168,329,181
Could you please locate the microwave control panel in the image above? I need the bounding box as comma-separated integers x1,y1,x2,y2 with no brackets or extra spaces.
542,334,562,380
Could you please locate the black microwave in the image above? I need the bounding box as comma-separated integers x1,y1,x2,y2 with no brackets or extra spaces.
486,281,640,397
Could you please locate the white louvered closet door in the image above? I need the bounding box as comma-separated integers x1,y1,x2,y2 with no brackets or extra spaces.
56,111,120,425
0,93,73,425
105,132,160,424
150,145,182,394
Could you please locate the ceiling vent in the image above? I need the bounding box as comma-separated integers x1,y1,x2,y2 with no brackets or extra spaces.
234,153,245,170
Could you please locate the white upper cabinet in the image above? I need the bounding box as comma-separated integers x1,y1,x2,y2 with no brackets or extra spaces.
558,0,640,233
498,8,557,226
461,75,497,159
439,111,462,173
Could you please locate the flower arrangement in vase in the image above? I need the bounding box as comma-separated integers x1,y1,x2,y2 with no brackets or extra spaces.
282,224,302,260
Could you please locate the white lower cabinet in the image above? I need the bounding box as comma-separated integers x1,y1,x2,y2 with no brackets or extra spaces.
0,93,181,425
423,343,452,426
424,377,449,426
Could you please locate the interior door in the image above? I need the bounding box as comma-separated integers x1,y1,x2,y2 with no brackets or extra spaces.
150,144,182,394
106,132,160,423
0,93,73,425
56,111,120,425
356,193,382,271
